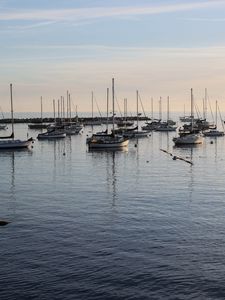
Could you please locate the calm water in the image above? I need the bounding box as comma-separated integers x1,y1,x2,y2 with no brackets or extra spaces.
1,123,225,300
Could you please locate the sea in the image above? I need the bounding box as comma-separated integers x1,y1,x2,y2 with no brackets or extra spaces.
1,117,225,300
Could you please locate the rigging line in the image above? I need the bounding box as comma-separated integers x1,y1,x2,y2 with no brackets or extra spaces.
71,97,80,120
138,93,147,118
217,104,224,131
194,103,200,119
207,94,215,123
93,94,102,118
114,94,123,117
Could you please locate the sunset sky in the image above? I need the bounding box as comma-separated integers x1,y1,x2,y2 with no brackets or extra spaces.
1,0,225,115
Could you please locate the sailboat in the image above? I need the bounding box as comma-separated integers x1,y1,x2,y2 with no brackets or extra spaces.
28,96,48,129
37,99,66,139
154,96,177,131
203,101,224,137
142,97,161,131
113,98,138,136
124,90,150,138
173,88,203,145
0,84,34,149
83,92,102,126
116,98,134,127
87,79,129,149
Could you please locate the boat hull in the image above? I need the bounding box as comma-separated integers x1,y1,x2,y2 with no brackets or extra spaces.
173,134,203,145
37,133,66,139
0,138,33,149
88,138,129,149
125,131,150,138
28,124,48,129
203,130,224,137
155,127,177,132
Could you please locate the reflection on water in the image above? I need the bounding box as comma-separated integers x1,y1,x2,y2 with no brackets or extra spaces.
88,148,128,207
107,151,117,207
0,148,33,221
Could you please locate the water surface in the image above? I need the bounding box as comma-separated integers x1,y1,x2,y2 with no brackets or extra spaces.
1,124,225,299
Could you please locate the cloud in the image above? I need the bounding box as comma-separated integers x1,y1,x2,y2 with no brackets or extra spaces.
183,17,225,22
0,1,225,22
8,21,57,30
7,44,225,59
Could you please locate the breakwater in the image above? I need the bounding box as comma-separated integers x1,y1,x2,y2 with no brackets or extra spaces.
0,116,149,124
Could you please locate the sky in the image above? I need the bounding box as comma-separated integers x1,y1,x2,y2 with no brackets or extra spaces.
1,0,225,115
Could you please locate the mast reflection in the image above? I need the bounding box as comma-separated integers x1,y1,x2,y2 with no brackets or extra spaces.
89,148,127,207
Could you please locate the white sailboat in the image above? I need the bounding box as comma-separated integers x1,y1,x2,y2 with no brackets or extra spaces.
125,90,150,138
0,84,34,149
173,89,203,145
203,101,224,137
87,79,129,149
37,99,66,139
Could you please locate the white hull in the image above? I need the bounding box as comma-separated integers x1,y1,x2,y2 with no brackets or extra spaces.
0,138,33,149
173,133,203,145
88,138,129,149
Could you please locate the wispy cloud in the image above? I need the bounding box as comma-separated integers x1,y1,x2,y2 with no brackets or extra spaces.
0,1,225,22
8,21,57,30
13,43,225,53
183,17,225,22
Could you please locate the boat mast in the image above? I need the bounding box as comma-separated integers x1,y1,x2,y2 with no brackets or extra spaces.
159,97,162,120
137,90,139,130
112,78,115,133
69,93,72,123
167,96,169,122
124,98,126,121
106,88,109,133
10,83,14,139
151,97,153,121
41,96,43,123
217,103,225,131
204,88,207,120
58,99,60,123
91,91,94,120
63,96,65,122
76,105,78,123
53,99,56,124
191,88,194,130
215,100,218,129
